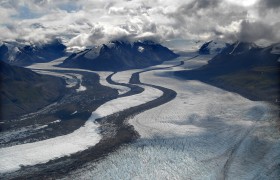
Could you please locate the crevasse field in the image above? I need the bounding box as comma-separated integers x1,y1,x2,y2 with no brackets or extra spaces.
65,57,280,180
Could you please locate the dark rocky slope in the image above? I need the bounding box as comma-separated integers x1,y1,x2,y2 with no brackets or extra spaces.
176,42,280,105
0,61,66,120
0,39,66,66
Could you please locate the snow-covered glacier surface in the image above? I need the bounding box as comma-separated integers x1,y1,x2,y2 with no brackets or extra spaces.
0,83,162,173
66,64,280,179
97,71,130,95
90,84,162,119
0,120,101,173
111,59,182,84
27,58,130,95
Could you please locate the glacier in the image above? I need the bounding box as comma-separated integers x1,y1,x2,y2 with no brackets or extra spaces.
64,56,280,180
0,70,163,173
27,57,130,95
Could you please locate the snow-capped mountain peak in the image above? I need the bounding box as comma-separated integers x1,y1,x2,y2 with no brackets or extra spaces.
61,40,179,71
198,40,228,55
0,40,66,66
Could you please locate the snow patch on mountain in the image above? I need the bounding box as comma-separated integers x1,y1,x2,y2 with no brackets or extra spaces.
199,40,228,55
138,46,144,53
229,41,240,54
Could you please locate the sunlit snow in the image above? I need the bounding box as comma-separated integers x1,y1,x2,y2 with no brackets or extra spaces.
74,74,87,92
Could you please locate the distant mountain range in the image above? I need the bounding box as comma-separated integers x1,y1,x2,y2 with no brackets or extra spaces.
60,41,179,71
0,39,66,66
198,42,279,75
176,41,280,104
0,61,66,119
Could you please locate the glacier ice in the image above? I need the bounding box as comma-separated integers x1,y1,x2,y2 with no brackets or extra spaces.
0,75,162,173
65,58,280,180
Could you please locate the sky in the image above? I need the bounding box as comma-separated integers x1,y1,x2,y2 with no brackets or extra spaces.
0,0,279,49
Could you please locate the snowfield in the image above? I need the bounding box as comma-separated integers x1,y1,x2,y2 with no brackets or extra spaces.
65,58,280,180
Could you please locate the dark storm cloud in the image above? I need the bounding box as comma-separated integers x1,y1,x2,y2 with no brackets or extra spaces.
171,0,221,19
182,0,221,12
259,0,280,9
237,20,280,42
257,0,280,17
167,0,248,42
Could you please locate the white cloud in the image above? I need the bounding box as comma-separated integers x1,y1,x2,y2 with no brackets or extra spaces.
225,0,258,7
0,0,279,47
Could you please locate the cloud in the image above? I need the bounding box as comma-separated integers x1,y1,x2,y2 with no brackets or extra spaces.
237,20,280,42
180,0,221,13
0,0,279,48
259,0,280,10
167,1,248,40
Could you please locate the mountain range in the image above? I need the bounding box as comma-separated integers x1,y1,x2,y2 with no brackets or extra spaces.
0,39,66,66
176,41,280,104
60,41,179,71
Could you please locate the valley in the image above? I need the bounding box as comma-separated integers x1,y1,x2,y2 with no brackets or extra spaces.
1,53,279,179
0,55,180,178
1,1,280,179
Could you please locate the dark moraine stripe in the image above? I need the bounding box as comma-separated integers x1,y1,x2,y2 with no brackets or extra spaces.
1,61,187,179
